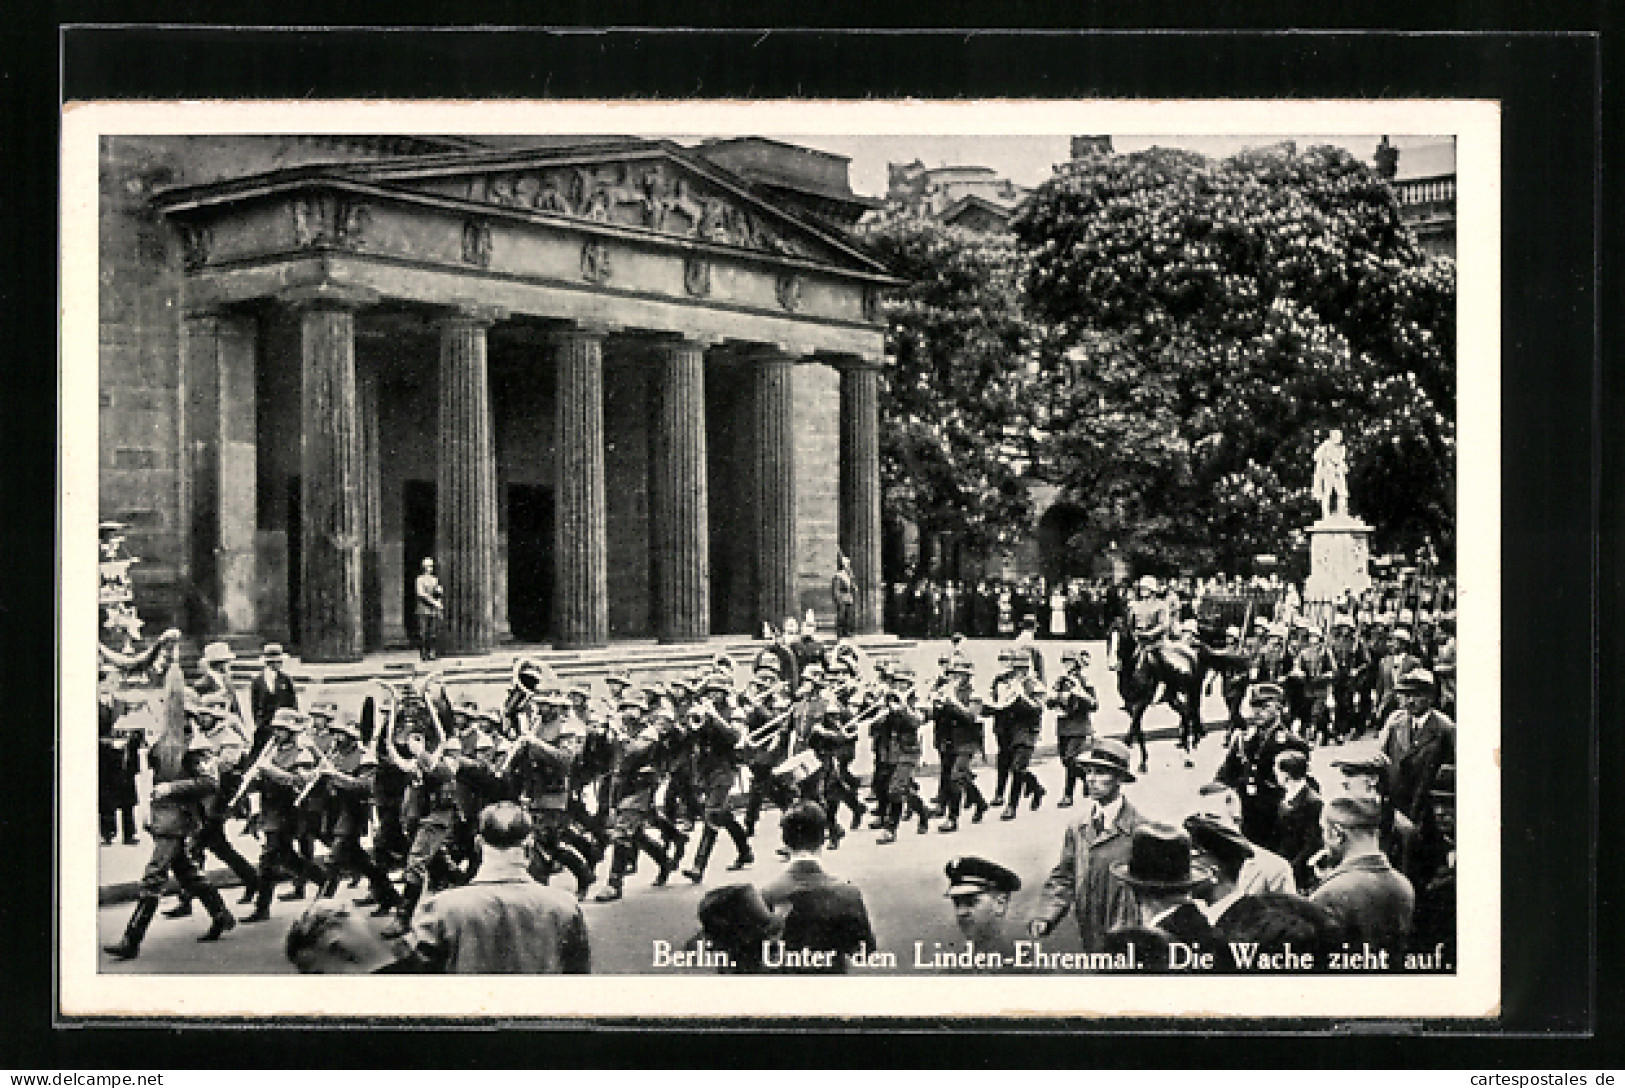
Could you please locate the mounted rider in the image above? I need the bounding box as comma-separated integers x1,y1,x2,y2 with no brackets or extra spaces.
1123,574,1173,670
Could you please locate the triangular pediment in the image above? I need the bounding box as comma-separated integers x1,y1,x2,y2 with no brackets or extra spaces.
334,141,888,276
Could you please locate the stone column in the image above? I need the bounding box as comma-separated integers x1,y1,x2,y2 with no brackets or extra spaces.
552,325,609,648
180,309,259,642
839,357,884,634
284,285,375,663
357,364,384,652
650,338,711,642
437,307,503,655
750,350,798,629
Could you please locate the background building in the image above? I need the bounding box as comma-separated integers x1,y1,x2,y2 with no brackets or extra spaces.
101,135,893,660
1375,136,1457,260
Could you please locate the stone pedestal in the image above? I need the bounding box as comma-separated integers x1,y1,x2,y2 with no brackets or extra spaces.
437,309,502,655
651,338,711,642
1304,513,1373,604
552,326,609,648
838,359,883,634
751,351,798,629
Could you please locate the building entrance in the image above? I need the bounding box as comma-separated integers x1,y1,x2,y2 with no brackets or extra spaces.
507,484,554,642
402,480,436,645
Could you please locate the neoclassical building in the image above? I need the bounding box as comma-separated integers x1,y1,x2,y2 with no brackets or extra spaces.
101,135,893,661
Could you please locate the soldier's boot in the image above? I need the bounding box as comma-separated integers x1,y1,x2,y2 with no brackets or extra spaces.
723,815,755,870
595,847,631,902
236,873,260,905
682,826,718,883
1058,768,1078,807
848,796,868,832
666,827,689,868
1001,776,1022,821
196,885,237,943
554,842,595,899
281,876,307,901
366,868,402,915
104,892,157,956
743,792,764,839
318,864,343,899
104,895,160,960
912,794,932,834
966,783,989,823
163,893,194,918
876,800,899,844
379,881,422,939
1026,773,1046,811
239,874,277,923
991,766,1009,808
639,829,676,886
938,794,961,834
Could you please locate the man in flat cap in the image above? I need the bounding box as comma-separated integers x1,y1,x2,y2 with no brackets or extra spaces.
1030,739,1147,951
946,855,1021,952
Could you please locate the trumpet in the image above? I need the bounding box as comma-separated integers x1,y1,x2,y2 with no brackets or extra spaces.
745,706,795,748
504,656,556,720
228,739,279,808
294,752,336,806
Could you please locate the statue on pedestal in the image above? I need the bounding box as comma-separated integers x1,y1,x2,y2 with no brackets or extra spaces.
1312,429,1350,520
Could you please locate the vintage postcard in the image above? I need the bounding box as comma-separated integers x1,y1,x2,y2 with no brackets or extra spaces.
60,98,1499,1020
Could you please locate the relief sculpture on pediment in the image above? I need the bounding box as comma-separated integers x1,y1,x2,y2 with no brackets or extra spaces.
292,194,368,251
452,160,821,261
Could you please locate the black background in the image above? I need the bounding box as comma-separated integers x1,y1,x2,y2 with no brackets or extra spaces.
2,8,1615,1069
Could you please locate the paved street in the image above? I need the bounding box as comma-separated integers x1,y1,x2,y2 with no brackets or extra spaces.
95,637,1380,975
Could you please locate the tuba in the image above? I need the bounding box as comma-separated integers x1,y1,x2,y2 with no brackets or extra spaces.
504,656,556,720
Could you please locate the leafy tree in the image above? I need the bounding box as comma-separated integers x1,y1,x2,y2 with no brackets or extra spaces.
1013,142,1455,571
857,208,1039,558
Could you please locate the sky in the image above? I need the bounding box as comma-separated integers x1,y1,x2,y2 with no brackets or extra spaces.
687,134,1453,199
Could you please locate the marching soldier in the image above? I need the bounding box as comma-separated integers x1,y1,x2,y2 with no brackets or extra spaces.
104,667,237,959
508,690,596,899
933,656,989,834
740,663,794,839
681,700,754,882
164,696,259,918
240,709,327,923
991,648,1047,820
808,681,867,844
1327,615,1371,743
595,693,681,900
875,667,931,843
1049,650,1099,808
380,720,464,937
309,712,400,913
1295,627,1339,746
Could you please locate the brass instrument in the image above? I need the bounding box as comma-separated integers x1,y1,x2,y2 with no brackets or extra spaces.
228,737,279,808
745,706,795,748
504,656,557,720
294,752,336,807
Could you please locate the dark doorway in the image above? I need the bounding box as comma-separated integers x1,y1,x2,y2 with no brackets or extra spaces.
403,480,436,645
1037,503,1092,584
507,484,554,642
286,476,302,650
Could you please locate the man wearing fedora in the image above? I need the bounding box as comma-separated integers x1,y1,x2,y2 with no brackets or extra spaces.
1377,667,1456,836
688,883,784,973
1191,781,1296,895
1030,739,1147,951
1311,795,1415,957
1372,627,1423,730
247,642,299,763
1101,823,1213,970
1184,815,1254,934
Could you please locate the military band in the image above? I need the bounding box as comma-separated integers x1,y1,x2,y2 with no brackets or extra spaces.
101,604,1453,965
